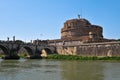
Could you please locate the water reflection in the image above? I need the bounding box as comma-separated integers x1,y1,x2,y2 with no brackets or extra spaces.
0,59,62,80
0,60,21,80
0,59,120,80
103,62,120,80
61,61,104,80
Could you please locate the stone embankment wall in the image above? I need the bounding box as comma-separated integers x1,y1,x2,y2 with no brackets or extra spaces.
56,42,120,57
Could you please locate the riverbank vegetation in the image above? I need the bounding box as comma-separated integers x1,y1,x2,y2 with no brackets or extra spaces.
46,54,120,60
0,53,28,59
0,54,5,58
1,53,120,60
18,53,28,58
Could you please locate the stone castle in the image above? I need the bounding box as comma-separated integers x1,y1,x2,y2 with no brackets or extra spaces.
61,17,103,42
47,16,120,57
49,16,109,44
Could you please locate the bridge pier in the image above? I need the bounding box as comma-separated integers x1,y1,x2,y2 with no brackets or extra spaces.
27,55,42,59
2,49,20,60
27,40,42,59
26,48,42,59
2,55,20,60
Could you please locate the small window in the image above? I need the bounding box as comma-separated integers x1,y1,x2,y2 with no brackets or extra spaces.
67,26,71,28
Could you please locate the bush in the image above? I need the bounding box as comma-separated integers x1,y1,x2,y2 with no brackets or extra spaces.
46,54,120,60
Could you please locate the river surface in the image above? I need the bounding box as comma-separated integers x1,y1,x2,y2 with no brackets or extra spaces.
0,59,120,80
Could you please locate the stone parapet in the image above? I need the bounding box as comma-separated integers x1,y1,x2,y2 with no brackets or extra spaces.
56,41,120,57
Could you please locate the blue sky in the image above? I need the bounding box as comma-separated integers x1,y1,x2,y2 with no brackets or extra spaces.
0,0,120,41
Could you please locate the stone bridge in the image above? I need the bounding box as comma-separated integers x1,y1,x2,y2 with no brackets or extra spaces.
1,40,120,59
0,41,56,59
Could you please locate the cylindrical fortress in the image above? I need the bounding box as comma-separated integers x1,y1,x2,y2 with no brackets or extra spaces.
61,18,103,40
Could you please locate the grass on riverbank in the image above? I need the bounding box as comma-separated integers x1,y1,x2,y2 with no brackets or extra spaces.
1,53,120,60
46,54,120,60
0,54,5,58
0,53,27,59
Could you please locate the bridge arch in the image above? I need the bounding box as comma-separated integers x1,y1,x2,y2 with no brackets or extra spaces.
41,48,53,57
19,46,34,56
0,45,9,55
44,48,53,54
41,48,52,54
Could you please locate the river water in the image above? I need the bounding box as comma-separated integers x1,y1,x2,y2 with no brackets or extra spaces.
0,59,120,80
